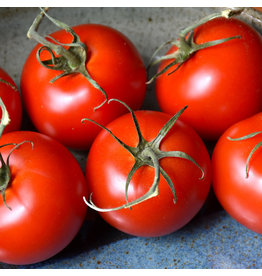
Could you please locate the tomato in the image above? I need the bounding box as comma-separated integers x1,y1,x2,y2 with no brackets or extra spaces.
155,17,262,140
212,113,262,234
21,23,146,149
0,131,87,265
85,108,211,237
0,68,22,133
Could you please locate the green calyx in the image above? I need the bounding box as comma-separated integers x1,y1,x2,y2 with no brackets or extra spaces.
0,98,34,210
27,7,107,110
0,144,12,210
82,99,204,212
0,98,10,138
0,141,34,210
146,8,244,84
228,131,262,178
0,78,18,93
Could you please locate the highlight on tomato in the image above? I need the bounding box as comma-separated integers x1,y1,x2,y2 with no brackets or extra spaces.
83,99,211,237
0,99,88,265
21,8,146,150
212,112,262,234
148,8,262,141
0,67,22,133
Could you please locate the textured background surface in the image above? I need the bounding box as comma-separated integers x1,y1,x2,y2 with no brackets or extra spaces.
1,7,262,269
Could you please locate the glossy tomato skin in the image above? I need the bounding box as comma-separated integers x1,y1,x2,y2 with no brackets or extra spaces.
212,113,262,234
0,131,88,265
0,68,22,133
86,111,211,237
21,24,146,149
156,17,262,140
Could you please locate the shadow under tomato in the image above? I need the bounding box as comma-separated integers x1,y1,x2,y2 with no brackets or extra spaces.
63,210,131,255
3,174,223,268
54,182,223,264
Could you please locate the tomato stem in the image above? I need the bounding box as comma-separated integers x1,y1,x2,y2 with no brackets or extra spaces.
0,145,13,210
82,99,205,212
27,7,108,110
0,97,10,138
0,78,18,93
0,96,34,210
228,131,262,178
146,8,243,84
0,141,34,210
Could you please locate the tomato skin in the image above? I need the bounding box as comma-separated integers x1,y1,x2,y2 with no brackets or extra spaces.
0,131,87,265
86,111,211,237
212,113,262,234
21,24,146,149
155,17,262,140
0,68,22,133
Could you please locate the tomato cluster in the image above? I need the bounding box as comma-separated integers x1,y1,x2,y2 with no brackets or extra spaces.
1,7,262,265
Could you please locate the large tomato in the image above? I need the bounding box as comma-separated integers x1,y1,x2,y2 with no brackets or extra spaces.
212,113,262,234
0,68,22,133
85,109,211,237
155,17,262,140
21,23,146,149
0,131,87,265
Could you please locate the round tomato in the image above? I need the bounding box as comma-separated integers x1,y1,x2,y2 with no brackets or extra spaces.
0,68,22,133
0,131,87,265
21,23,146,149
155,17,262,140
212,113,262,234
85,109,211,237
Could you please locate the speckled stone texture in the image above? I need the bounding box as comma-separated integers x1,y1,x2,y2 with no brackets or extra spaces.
0,7,262,269
1,210,262,269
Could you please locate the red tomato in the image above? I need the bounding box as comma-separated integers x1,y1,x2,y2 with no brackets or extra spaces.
212,113,262,234
20,24,146,149
0,131,87,265
0,68,22,133
155,17,262,140
85,110,211,237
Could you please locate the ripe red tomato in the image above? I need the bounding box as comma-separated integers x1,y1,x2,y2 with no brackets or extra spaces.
155,17,262,140
0,131,87,265
212,113,262,234
85,110,211,237
0,68,22,133
21,24,146,149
